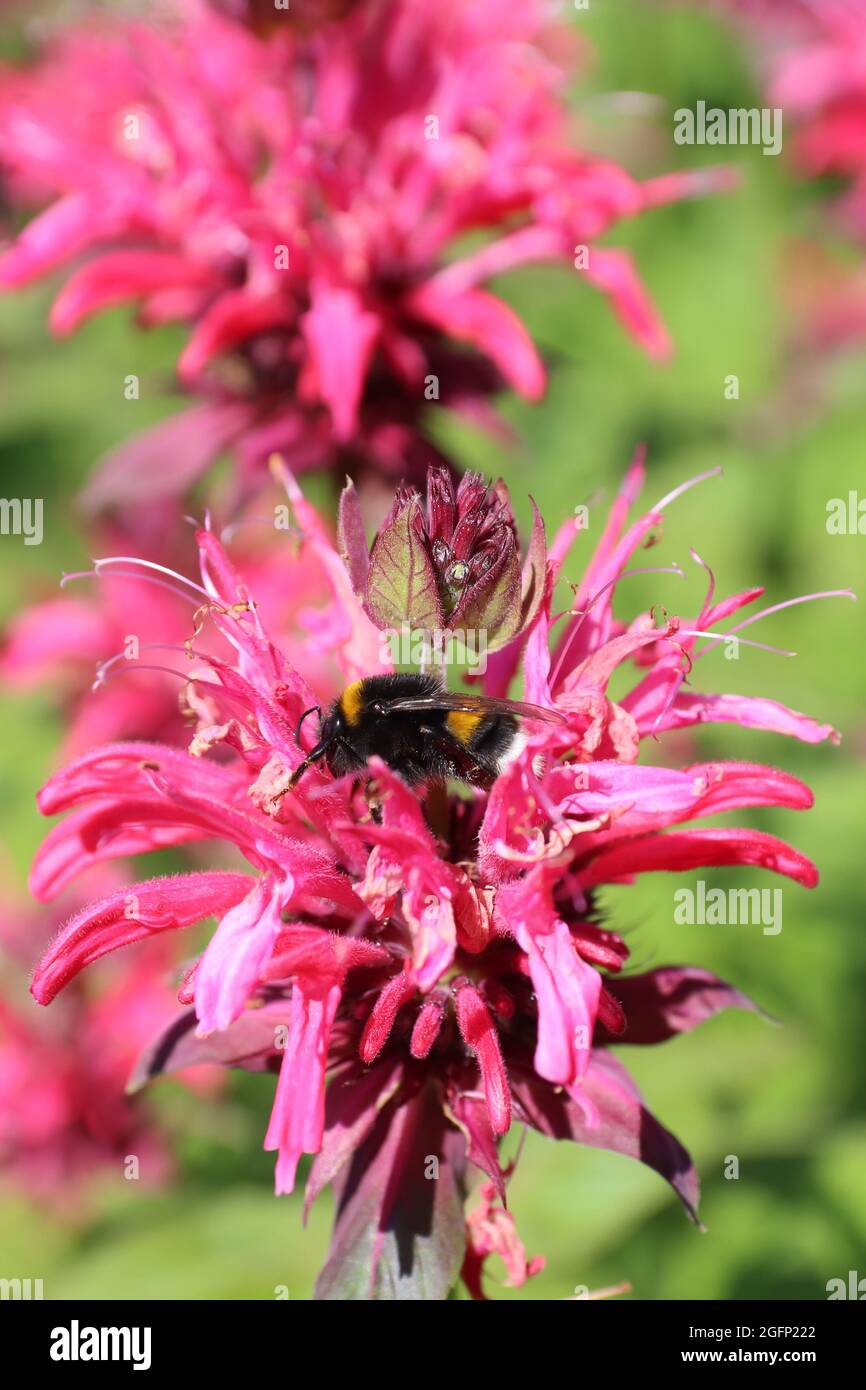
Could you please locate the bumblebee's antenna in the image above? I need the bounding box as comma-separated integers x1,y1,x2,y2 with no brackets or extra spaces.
295,704,321,743
289,738,331,788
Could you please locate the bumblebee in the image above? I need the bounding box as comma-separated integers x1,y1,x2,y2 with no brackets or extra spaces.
289,672,566,790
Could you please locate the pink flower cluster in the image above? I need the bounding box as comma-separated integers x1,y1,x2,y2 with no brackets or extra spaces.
26,456,845,1293
0,0,723,509
713,0,866,348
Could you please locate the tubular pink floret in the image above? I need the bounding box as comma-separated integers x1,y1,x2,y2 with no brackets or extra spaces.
410,990,449,1058
455,979,512,1136
359,967,416,1064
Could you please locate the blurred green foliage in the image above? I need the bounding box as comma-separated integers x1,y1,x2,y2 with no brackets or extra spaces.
0,0,863,1299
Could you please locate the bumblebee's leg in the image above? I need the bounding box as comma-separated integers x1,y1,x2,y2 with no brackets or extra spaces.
428,732,495,790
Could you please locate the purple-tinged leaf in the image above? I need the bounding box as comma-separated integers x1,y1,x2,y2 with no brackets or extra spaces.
314,1084,467,1300
128,1000,289,1091
511,1049,701,1224
304,1057,404,1218
366,496,444,631
455,544,521,650
444,1085,506,1204
601,966,764,1045
518,496,548,631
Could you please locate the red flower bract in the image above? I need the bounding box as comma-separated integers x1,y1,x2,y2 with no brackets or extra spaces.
28,455,848,1297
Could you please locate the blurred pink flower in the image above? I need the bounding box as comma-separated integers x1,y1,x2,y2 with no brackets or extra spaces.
768,2,866,233
0,0,724,510
26,456,848,1292
0,511,342,759
710,0,866,353
0,869,182,1208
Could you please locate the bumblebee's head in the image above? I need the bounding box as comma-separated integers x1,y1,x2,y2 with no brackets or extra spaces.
289,694,357,788
289,702,331,787
317,705,342,747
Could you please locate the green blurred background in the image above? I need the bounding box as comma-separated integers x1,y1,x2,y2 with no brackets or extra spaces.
0,1,864,1299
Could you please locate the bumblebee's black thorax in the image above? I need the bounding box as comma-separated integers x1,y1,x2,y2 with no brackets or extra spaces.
322,672,516,787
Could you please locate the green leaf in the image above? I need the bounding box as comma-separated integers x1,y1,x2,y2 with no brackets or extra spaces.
365,498,444,630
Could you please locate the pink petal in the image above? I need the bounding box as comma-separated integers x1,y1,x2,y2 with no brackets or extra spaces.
30,801,207,901
0,193,106,287
580,246,672,361
0,597,110,684
579,827,819,890
50,251,216,336
300,281,379,440
31,871,253,1004
178,291,290,380
497,868,601,1087
264,979,342,1196
655,691,841,745
406,282,545,400
82,400,254,512
194,878,285,1034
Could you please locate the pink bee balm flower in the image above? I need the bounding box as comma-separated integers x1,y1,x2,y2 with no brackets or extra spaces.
701,1,866,360
0,0,726,511
28,458,850,1297
712,2,866,237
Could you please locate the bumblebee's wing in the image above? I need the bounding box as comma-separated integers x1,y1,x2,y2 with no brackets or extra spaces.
383,690,569,726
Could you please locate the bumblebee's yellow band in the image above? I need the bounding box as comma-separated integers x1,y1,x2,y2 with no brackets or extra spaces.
446,709,484,746
339,680,365,726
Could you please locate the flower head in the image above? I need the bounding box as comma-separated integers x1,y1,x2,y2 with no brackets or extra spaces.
0,0,725,511
689,1,866,377
28,456,849,1295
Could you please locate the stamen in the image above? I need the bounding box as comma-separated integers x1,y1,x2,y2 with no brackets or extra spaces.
650,465,723,515
689,547,715,615
90,648,256,720
695,589,856,659
220,516,301,543
92,642,203,688
678,629,796,658
91,555,213,601
92,661,190,693
549,563,685,689
61,567,201,607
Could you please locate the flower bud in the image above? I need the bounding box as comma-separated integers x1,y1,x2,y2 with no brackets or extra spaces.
347,465,547,651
